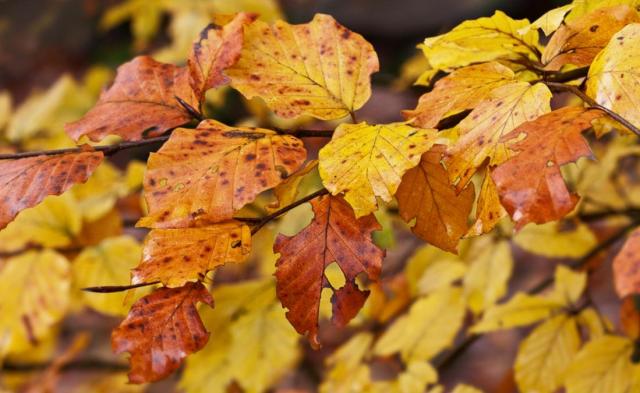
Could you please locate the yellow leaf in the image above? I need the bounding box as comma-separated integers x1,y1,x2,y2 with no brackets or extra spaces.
71,373,145,393
463,238,513,314
320,332,373,393
466,171,507,236
550,265,587,306
72,236,142,316
514,221,597,258
515,314,581,393
228,14,379,120
420,11,540,74
577,307,608,339
587,23,640,130
397,362,438,393
444,82,552,189
0,193,82,253
471,293,564,333
568,0,640,20
393,53,432,90
374,287,466,362
0,250,70,354
406,245,467,296
403,62,515,128
564,335,640,393
71,162,128,221
0,90,12,133
100,0,165,50
521,4,573,35
319,122,436,217
124,160,146,192
267,160,318,212
451,384,484,393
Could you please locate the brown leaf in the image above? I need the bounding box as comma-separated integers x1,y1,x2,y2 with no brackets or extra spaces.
66,57,199,142
396,145,474,252
621,295,640,339
137,120,306,228
492,107,603,229
543,5,640,71
188,13,255,101
273,195,384,348
0,151,103,229
613,229,640,298
132,222,252,287
112,281,213,383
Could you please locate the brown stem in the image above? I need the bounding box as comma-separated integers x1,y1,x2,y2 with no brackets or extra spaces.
82,281,159,293
541,66,589,83
545,81,640,138
250,188,329,235
2,359,129,372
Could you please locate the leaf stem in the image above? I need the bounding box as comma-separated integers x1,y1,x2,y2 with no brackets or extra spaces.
250,188,329,235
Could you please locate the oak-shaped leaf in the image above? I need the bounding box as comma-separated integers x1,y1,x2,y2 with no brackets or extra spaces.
613,228,640,298
0,151,103,230
188,13,255,101
492,107,603,229
111,281,213,383
319,122,436,217
66,57,199,142
444,82,551,190
396,145,474,253
402,62,515,128
273,195,384,348
227,14,379,120
542,5,640,70
133,222,252,287
138,120,306,228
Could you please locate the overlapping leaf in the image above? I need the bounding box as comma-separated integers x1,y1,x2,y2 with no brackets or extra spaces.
133,222,251,287
319,122,436,217
444,82,552,190
492,107,602,229
467,171,506,236
112,282,213,383
273,195,384,347
227,14,379,120
613,228,640,297
0,151,103,230
543,5,640,70
138,120,306,228
396,145,474,252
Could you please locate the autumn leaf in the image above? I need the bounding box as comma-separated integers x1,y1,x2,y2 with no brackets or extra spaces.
0,151,103,230
621,296,640,339
402,62,515,128
542,5,640,70
492,107,603,229
138,120,306,228
466,171,506,236
513,221,597,258
66,57,199,142
587,23,640,130
320,332,373,393
273,195,384,347
319,122,436,217
132,222,252,287
522,4,573,36
406,244,467,296
267,159,318,212
187,13,255,102
227,14,379,120
444,82,552,190
613,228,640,297
112,281,213,383
471,293,563,333
396,145,475,252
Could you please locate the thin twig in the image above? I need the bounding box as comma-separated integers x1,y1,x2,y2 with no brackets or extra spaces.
2,359,129,372
250,188,329,235
82,281,159,293
545,81,640,138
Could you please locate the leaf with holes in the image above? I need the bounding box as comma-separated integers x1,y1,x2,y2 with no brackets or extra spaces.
273,195,384,348
133,222,252,287
137,120,306,228
319,122,436,217
111,281,213,383
396,145,474,253
0,151,103,230
492,107,603,229
227,14,379,120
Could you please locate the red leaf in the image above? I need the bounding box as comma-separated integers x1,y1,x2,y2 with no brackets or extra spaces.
111,282,213,383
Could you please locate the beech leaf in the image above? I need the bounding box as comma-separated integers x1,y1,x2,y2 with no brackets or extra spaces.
613,228,640,298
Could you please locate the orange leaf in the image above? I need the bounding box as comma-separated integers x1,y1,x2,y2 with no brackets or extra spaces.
396,145,474,252
188,13,255,101
613,229,640,298
133,222,252,287
112,281,213,383
492,107,603,229
273,195,384,348
621,295,640,339
467,171,506,236
138,120,306,228
542,5,640,71
0,151,103,229
66,57,199,142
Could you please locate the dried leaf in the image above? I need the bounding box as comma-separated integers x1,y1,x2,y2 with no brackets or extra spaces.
319,122,436,217
492,107,602,229
138,120,306,228
112,281,213,383
228,14,379,120
0,151,103,230
613,228,640,297
396,145,475,252
273,195,384,347
133,222,252,287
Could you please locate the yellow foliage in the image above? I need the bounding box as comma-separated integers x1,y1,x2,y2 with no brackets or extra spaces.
513,221,597,258
320,332,374,393
406,245,467,296
471,293,563,333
